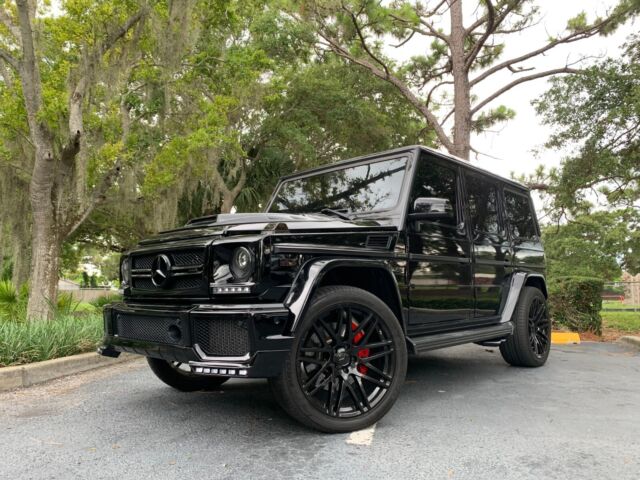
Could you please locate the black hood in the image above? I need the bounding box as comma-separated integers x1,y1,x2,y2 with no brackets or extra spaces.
138,212,395,246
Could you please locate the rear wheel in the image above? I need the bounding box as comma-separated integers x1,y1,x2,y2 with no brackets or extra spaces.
269,286,407,433
500,286,551,367
146,357,229,391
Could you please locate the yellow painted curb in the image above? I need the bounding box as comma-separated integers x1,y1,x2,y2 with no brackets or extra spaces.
551,331,581,345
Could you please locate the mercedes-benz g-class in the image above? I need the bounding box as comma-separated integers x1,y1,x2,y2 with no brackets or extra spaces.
100,145,550,433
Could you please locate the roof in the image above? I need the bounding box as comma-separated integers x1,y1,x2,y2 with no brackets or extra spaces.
279,145,529,191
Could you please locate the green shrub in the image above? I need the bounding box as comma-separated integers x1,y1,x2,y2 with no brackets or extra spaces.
89,293,122,310
0,314,103,367
0,281,102,321
55,291,80,315
0,280,28,321
548,276,604,334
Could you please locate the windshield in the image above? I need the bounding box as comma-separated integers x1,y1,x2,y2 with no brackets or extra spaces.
268,157,408,215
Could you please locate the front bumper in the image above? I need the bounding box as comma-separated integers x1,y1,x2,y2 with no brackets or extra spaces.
100,302,293,378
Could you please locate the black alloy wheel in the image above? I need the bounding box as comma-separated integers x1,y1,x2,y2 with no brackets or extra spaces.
528,296,551,358
270,286,407,433
500,286,551,367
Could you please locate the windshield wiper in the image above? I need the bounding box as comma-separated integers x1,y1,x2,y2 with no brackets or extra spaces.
319,208,353,221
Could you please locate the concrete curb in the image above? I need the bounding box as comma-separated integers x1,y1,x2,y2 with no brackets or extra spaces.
0,352,136,392
551,331,580,345
619,336,640,350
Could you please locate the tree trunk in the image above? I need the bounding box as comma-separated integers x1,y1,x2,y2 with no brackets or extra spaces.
449,0,471,160
11,234,30,288
26,148,61,320
220,193,235,214
15,0,59,320
0,241,4,279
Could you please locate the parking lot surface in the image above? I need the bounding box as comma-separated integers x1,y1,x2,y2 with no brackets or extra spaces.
1,342,638,480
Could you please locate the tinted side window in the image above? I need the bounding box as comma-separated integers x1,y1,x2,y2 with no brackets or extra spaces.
410,159,458,228
465,173,500,234
504,190,536,239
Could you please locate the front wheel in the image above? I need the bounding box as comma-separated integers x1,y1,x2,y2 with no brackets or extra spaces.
146,357,229,391
500,286,551,367
269,286,407,433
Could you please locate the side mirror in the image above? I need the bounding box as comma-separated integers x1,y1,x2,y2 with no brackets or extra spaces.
409,197,455,222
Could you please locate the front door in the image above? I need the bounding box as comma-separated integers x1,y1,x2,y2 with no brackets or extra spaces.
407,154,473,328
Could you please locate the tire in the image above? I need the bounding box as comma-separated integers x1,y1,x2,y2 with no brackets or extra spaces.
500,286,551,367
146,357,229,392
269,286,407,433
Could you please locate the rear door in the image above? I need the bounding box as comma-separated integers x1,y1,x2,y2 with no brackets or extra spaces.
406,154,473,327
503,188,544,273
463,172,512,320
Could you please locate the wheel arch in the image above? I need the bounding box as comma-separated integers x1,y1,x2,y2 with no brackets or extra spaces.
284,258,404,334
524,274,548,298
500,272,548,323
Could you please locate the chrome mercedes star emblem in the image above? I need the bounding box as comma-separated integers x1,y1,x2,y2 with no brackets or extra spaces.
151,254,172,288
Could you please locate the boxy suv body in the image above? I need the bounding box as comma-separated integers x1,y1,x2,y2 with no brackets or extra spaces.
100,146,550,432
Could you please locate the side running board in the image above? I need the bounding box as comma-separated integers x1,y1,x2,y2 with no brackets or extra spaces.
407,322,514,354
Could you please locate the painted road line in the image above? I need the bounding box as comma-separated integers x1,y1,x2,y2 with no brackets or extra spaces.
551,331,581,345
346,423,377,446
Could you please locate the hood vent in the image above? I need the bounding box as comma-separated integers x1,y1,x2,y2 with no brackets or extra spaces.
186,214,218,225
366,234,392,249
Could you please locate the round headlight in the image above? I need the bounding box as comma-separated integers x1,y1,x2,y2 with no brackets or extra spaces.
230,246,254,282
120,257,130,284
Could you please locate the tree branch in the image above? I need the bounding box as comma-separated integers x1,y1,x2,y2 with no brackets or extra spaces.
343,4,389,76
0,7,21,42
100,7,148,57
465,0,524,35
388,12,450,44
0,48,18,71
0,56,14,86
469,15,620,87
425,79,453,109
68,7,147,143
471,67,580,115
526,182,549,191
390,29,415,48
15,0,44,135
319,31,455,152
464,0,495,70
64,161,122,239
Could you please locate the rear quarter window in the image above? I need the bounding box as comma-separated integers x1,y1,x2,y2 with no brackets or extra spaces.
504,190,537,239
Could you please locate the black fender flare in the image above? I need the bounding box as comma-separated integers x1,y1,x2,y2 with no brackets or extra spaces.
283,258,403,334
500,272,548,323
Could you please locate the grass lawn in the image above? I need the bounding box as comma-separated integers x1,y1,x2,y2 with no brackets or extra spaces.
602,300,640,311
601,310,640,333
0,314,103,367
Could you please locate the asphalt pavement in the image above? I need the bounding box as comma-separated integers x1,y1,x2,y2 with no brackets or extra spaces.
1,342,638,480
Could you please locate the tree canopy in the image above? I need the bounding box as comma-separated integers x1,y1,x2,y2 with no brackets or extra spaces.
280,0,640,159
1,0,639,317
0,0,431,318
532,35,640,279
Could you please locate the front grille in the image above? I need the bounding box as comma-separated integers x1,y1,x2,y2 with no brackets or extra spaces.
174,277,202,290
173,251,204,266
193,315,250,356
131,248,206,292
132,249,204,270
115,313,181,345
132,255,154,270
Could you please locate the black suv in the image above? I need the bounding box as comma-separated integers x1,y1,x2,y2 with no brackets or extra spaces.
100,146,550,433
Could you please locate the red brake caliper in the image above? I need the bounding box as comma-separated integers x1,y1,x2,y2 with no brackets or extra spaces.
352,321,369,375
